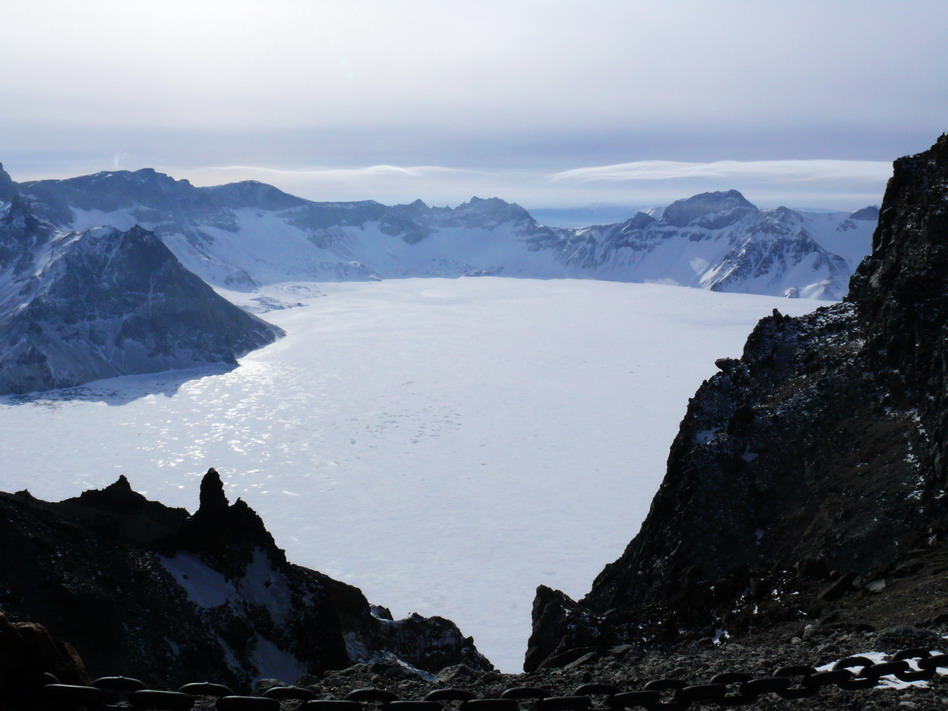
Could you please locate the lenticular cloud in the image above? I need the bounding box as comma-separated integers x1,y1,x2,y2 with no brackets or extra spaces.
550,159,893,185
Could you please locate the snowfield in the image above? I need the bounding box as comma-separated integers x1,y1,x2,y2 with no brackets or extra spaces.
0,277,825,672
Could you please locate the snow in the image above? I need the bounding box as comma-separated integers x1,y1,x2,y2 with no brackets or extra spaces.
62,196,872,300
241,550,293,624
161,548,293,624
0,277,823,672
802,211,876,268
251,634,308,685
160,553,236,608
816,651,948,689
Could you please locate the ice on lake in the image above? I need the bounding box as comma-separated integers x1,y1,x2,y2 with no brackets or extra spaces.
0,277,825,672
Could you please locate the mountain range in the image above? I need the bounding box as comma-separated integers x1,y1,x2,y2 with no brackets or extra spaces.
11,165,876,300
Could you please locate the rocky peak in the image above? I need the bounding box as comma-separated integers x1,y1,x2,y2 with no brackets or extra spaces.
616,211,656,233
661,189,758,228
176,468,284,576
198,467,229,515
456,196,533,224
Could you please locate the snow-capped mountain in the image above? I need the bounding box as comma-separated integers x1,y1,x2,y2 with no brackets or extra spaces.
0,195,282,395
13,166,877,299
550,190,876,299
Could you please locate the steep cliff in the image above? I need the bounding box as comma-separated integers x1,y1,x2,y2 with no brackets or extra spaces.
526,135,948,671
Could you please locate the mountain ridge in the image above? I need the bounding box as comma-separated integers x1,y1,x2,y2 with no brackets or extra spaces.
7,166,876,299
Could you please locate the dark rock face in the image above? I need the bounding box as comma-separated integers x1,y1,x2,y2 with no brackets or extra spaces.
526,135,948,671
0,200,283,395
0,470,491,691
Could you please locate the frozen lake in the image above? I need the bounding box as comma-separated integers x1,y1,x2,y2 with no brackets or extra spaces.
0,277,824,672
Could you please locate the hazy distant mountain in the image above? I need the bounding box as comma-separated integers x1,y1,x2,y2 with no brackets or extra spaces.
0,195,282,395
14,167,877,299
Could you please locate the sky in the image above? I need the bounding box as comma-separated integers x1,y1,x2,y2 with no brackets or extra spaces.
1,0,946,212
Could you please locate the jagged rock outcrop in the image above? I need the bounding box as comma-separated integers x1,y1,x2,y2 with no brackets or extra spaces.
525,135,948,671
0,199,283,395
0,469,491,690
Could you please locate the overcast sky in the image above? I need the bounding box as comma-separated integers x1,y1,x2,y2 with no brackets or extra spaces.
1,0,945,211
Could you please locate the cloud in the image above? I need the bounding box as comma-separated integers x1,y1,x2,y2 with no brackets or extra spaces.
167,159,889,213
551,160,893,186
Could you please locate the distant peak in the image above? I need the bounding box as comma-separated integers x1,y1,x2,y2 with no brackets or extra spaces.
662,190,757,228
458,196,530,216
765,205,803,220
89,167,180,185
622,212,656,229
849,205,880,221
465,196,508,206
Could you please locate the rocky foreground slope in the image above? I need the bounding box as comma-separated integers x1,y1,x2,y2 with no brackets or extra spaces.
526,135,948,673
0,469,489,692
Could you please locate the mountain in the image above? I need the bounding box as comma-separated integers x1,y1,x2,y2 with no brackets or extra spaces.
12,169,875,299
0,198,282,395
0,469,490,690
550,191,871,299
525,135,948,671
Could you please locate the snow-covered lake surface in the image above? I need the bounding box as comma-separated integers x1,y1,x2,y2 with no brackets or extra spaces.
0,277,825,672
